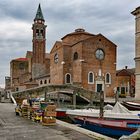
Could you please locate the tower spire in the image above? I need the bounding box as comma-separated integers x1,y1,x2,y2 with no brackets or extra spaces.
34,4,44,22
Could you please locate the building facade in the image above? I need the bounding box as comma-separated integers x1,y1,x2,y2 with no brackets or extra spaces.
132,7,140,98
116,66,135,97
5,76,11,98
9,4,117,97
10,4,50,91
10,58,29,91
50,28,117,97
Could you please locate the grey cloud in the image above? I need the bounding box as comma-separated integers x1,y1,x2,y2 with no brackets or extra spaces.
0,0,140,86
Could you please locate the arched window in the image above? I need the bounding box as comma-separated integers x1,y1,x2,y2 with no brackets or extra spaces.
44,80,47,84
88,72,94,84
73,52,78,60
40,80,43,85
54,53,59,63
36,29,39,36
65,73,71,84
105,73,111,84
19,63,24,69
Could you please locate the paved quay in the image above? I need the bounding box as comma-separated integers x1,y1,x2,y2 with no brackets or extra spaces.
0,103,115,140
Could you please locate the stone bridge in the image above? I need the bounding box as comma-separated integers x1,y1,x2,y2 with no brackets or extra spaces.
12,84,100,107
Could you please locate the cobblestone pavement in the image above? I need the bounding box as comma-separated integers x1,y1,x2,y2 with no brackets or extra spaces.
0,103,97,140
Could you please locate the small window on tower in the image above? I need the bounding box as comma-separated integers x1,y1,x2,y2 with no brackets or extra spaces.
41,30,43,36
36,29,39,36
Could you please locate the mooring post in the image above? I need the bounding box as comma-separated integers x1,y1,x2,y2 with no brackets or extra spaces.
44,88,48,102
73,91,76,109
57,92,60,108
115,90,119,103
90,91,94,106
100,90,104,118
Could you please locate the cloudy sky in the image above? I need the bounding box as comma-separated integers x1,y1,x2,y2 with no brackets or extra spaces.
0,0,140,87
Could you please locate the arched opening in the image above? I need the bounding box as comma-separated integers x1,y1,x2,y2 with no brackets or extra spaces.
65,73,71,84
88,72,94,84
105,73,111,84
44,80,47,84
40,80,43,85
73,52,78,60
54,53,59,63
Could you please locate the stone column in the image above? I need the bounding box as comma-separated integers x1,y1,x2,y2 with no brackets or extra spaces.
132,7,140,98
0,92,1,103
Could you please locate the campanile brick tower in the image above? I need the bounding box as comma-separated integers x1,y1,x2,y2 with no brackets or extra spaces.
132,7,140,98
32,4,47,79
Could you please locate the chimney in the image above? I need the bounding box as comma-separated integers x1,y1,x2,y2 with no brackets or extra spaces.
125,66,128,69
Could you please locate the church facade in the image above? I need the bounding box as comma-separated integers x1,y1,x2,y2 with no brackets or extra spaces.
9,4,117,97
50,28,117,97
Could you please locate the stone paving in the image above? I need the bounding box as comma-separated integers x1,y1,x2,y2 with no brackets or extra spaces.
0,103,98,140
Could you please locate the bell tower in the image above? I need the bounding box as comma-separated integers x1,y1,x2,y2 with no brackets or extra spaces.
132,7,140,98
32,4,47,79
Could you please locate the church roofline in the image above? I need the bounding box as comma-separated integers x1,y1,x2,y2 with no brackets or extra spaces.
61,28,95,40
131,6,140,15
70,33,117,48
11,58,28,62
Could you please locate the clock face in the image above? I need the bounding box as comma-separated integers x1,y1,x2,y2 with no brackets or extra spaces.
95,49,105,60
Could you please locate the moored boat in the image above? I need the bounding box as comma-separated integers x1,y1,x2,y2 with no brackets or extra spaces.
75,116,140,137
66,102,140,137
66,102,140,121
56,108,68,119
122,101,140,111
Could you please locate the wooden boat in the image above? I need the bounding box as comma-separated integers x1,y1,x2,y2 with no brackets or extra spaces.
56,108,68,119
75,116,140,137
122,101,140,111
66,102,140,121
66,102,140,137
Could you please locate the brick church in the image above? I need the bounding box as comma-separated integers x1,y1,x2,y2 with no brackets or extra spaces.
9,4,117,97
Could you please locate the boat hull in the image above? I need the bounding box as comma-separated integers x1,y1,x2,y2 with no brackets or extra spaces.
75,117,139,137
56,109,67,119
122,101,140,111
